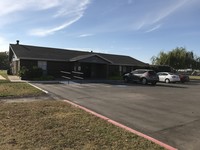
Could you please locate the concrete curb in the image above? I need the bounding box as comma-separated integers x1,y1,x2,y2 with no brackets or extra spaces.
63,99,178,150
28,81,60,84
28,83,48,94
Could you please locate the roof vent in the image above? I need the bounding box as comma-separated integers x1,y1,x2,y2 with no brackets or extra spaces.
16,40,20,45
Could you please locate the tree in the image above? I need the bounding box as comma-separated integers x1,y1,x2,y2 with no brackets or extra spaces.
151,51,168,65
0,52,9,70
194,56,200,69
151,47,199,69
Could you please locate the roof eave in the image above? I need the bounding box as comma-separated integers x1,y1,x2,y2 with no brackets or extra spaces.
111,63,149,66
19,57,69,62
9,44,19,60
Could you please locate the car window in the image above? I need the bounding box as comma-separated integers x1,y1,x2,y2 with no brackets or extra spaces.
138,70,146,74
158,72,166,76
148,71,156,75
131,71,137,74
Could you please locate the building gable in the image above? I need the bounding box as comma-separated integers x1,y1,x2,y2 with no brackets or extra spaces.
70,54,112,64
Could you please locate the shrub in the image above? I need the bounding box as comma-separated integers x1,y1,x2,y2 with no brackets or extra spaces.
30,66,43,78
33,75,55,81
18,66,29,79
19,66,43,79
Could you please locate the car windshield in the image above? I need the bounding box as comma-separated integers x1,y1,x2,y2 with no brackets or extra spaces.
168,73,175,75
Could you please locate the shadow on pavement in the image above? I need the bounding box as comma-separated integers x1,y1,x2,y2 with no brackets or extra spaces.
156,83,188,89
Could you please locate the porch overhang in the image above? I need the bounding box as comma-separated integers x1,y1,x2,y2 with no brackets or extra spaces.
70,54,112,64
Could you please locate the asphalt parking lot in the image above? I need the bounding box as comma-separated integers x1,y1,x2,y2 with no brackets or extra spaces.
33,80,200,150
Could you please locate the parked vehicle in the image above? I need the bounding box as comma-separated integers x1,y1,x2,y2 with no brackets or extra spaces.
123,69,159,85
179,74,190,83
157,72,180,83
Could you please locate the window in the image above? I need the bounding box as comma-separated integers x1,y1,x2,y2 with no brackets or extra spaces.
148,71,156,75
122,66,127,72
38,61,47,70
138,70,146,74
163,73,168,76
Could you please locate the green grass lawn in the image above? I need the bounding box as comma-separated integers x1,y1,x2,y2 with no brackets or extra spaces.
0,100,165,150
0,70,165,149
0,70,44,98
0,82,43,97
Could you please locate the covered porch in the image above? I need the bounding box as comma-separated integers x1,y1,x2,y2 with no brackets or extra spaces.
71,54,111,79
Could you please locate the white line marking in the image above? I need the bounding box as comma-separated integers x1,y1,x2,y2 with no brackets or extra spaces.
28,83,48,94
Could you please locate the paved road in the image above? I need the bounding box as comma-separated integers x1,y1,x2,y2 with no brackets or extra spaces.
33,81,200,150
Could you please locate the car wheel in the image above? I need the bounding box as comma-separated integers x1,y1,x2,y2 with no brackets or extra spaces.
141,78,147,85
181,80,185,83
165,79,170,83
151,82,157,86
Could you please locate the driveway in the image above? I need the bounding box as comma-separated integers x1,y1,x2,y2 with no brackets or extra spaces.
33,81,200,150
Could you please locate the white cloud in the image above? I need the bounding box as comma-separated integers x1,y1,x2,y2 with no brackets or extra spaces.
53,1,90,18
30,0,91,36
0,0,91,36
78,33,93,38
80,0,193,34
0,37,9,52
0,0,62,16
29,15,83,36
132,0,191,32
152,0,190,24
145,24,162,33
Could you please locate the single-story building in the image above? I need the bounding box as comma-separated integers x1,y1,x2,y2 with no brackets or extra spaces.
9,41,148,79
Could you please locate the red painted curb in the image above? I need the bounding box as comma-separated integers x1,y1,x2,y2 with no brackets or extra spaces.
63,100,178,150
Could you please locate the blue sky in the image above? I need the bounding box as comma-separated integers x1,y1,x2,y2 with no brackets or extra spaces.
0,0,200,63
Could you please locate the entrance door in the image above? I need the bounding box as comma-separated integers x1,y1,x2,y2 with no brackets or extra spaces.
81,63,107,79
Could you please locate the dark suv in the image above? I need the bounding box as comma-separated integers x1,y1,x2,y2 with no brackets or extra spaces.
123,69,159,85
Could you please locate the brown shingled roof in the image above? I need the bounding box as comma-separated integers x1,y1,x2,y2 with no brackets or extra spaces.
10,44,148,66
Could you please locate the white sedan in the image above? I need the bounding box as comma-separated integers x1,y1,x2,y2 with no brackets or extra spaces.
157,72,180,83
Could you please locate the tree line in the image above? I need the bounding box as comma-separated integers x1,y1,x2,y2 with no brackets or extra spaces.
151,47,200,69
0,52,9,70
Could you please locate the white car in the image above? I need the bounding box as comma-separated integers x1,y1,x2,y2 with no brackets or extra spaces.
157,72,180,83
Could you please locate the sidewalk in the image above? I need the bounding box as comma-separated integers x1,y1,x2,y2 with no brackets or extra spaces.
0,75,6,80
7,75,25,82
